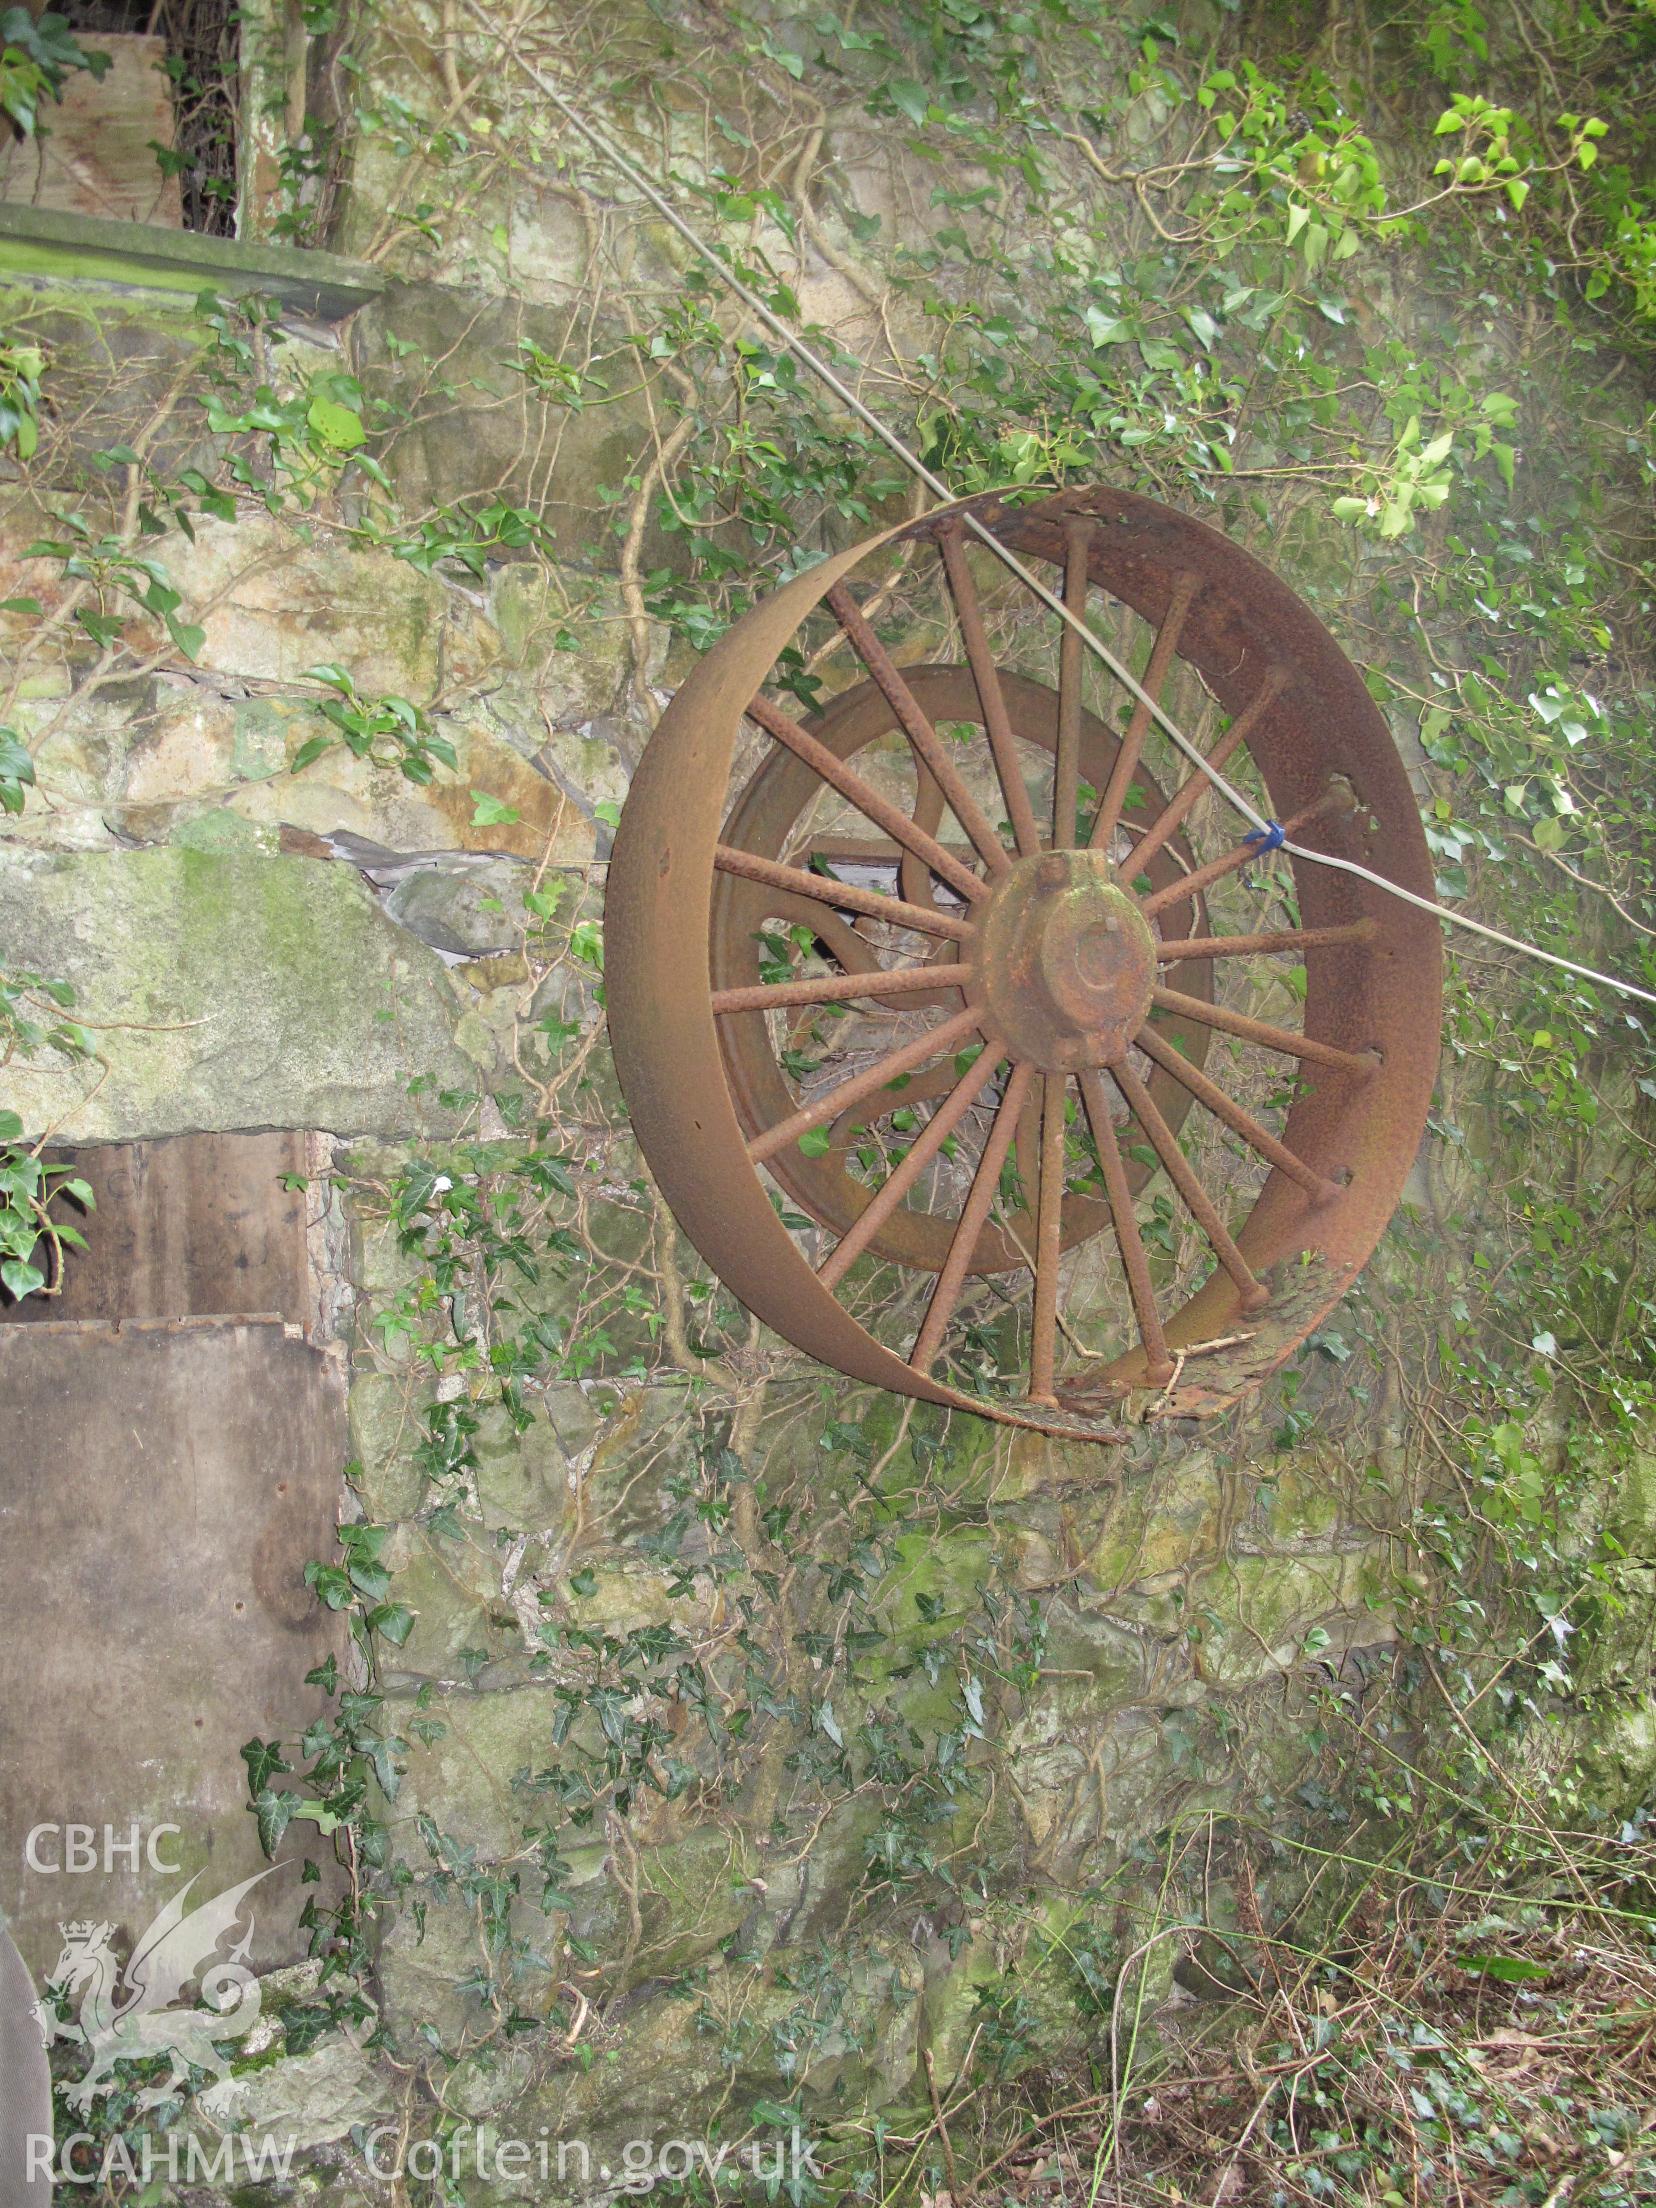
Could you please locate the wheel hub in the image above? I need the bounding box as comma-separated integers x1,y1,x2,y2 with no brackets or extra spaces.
972,847,1157,1072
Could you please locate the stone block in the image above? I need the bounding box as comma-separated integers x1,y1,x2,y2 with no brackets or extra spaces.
351,285,672,574
391,1683,560,1860
0,848,479,1142
211,2033,394,2147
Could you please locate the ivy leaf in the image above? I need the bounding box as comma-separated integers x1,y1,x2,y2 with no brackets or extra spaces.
0,729,36,812
752,2100,802,2129
471,790,521,826
1184,306,1221,349
363,1734,402,1802
74,609,123,649
1461,1953,1550,1982
282,2004,334,2055
305,1561,354,1609
1085,308,1130,347
254,1787,301,1857
241,1737,291,1794
887,79,929,126
306,395,366,451
348,1558,391,1602
290,733,333,772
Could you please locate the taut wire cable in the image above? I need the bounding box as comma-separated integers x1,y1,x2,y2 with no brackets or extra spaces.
524,58,1656,1013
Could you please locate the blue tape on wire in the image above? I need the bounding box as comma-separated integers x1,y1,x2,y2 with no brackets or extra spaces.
1244,820,1286,853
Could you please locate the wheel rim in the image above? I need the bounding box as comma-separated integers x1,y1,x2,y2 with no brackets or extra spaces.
605,486,1442,1432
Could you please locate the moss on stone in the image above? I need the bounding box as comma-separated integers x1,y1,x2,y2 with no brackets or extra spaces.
0,848,476,1140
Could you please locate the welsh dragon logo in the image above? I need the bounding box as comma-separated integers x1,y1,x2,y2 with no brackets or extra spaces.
33,1868,276,2115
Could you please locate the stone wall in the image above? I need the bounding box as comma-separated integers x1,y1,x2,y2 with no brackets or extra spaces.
2,3,1652,2199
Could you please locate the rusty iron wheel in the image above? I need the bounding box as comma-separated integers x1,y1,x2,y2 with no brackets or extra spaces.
606,486,1442,1435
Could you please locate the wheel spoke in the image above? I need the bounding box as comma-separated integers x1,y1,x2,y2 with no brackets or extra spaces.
747,693,988,904
715,844,972,942
1052,517,1093,850
714,963,971,1016
1156,919,1376,962
1028,1071,1068,1404
1127,668,1287,874
1012,1082,1042,1218
751,1004,984,1164
823,584,1011,876
1111,1059,1268,1310
1088,571,1201,855
938,524,1043,860
911,1060,1034,1373
1150,985,1373,1074
1135,1024,1340,1201
1077,1069,1175,1383
1139,787,1344,919
819,1046,1003,1290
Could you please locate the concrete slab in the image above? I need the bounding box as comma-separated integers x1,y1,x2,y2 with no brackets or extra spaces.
0,1319,346,1982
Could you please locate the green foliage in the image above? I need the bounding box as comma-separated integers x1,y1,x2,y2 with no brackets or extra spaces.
0,339,43,460
0,725,34,815
0,1120,91,1301
292,665,457,784
0,971,93,1303
0,963,92,1068
0,7,106,138
22,514,207,663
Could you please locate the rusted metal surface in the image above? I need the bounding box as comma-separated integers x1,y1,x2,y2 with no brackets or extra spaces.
973,849,1157,1074
605,485,1442,1435
709,663,1212,1275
